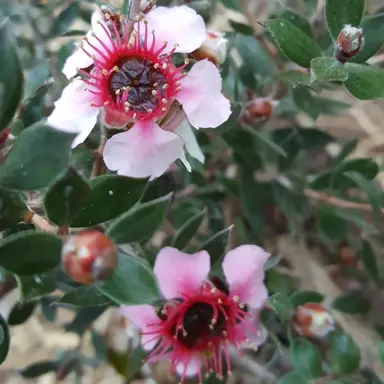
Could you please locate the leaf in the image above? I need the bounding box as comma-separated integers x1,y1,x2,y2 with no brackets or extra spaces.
229,20,254,35
252,130,287,157
292,87,320,121
333,137,358,165
0,231,61,275
15,271,56,302
352,14,384,63
290,338,323,378
7,301,37,325
0,314,10,365
106,193,172,244
0,123,74,190
278,371,307,384
316,205,348,242
265,18,322,68
310,57,349,82
359,240,379,283
203,226,233,269
264,254,281,271
325,0,365,40
126,346,146,380
71,175,147,227
291,291,325,307
65,307,106,335
171,208,206,250
23,61,52,101
44,168,91,226
378,341,384,365
280,10,314,38
97,253,161,305
0,19,23,132
328,331,361,373
343,171,381,215
18,361,57,378
0,188,27,230
331,292,371,314
344,63,384,100
49,1,79,37
268,292,294,322
58,285,112,307
91,330,106,361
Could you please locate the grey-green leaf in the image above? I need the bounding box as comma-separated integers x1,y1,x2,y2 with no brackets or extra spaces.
310,57,349,82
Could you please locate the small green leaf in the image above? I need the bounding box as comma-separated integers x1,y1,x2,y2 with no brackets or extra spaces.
316,205,348,242
203,226,233,269
352,14,384,63
344,63,384,100
126,345,146,380
71,175,147,227
0,123,74,190
0,231,61,275
121,0,131,14
107,193,172,244
359,240,379,283
292,87,320,120
268,292,294,322
265,18,322,68
0,19,23,132
332,292,370,314
328,331,361,373
65,307,106,335
280,10,314,38
290,338,323,378
333,137,358,165
291,291,325,307
0,314,10,365
97,253,161,305
171,208,206,250
15,271,56,302
264,254,281,271
0,188,27,230
325,0,365,40
7,301,36,325
91,330,106,361
378,341,384,365
23,61,52,102
49,2,79,37
58,285,112,307
278,371,307,384
18,361,57,378
310,57,349,82
252,130,287,157
229,20,254,35
44,168,91,226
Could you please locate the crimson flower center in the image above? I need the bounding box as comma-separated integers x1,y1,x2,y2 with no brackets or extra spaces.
109,56,167,113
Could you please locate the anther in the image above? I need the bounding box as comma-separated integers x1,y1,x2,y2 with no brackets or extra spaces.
113,65,119,72
208,341,213,346
239,302,245,309
102,69,108,76
233,295,239,302
90,102,95,107
115,89,121,95
90,31,96,37
222,330,227,336
162,63,168,69
163,84,169,89
184,59,190,65
211,288,216,293
133,113,137,119
162,107,167,112
163,40,168,45
148,108,153,113
162,98,167,104
211,319,217,325
154,63,159,69
152,90,157,96
104,101,110,106
218,298,223,304
153,82,158,87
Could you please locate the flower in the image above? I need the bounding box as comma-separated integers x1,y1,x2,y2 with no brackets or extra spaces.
191,31,228,66
48,5,231,179
120,245,269,382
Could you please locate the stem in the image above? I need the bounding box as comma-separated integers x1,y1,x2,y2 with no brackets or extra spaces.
304,189,383,214
24,211,57,233
91,125,107,178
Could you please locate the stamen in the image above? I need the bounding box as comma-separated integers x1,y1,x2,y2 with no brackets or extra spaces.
233,295,239,302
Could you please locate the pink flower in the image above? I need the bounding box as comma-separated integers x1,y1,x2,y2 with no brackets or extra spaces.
48,6,231,179
120,245,269,382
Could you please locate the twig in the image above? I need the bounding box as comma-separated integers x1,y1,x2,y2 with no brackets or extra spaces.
304,189,382,214
24,211,57,233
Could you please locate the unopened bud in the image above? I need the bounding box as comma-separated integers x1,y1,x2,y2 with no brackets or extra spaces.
292,303,335,339
335,25,363,63
190,31,228,66
61,230,118,284
244,97,278,121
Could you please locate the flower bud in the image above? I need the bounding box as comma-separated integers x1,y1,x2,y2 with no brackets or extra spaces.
190,31,228,65
244,97,278,121
292,303,335,339
61,230,118,284
335,25,363,63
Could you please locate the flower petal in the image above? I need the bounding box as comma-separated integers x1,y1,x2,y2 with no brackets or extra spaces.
241,309,268,349
145,6,206,53
120,305,160,351
176,60,231,128
62,45,93,80
174,119,204,164
222,245,269,308
47,79,100,147
154,247,210,299
176,357,201,378
103,120,185,179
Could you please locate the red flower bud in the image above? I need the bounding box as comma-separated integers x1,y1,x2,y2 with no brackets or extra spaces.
244,97,278,121
335,25,363,63
61,230,118,284
292,303,335,339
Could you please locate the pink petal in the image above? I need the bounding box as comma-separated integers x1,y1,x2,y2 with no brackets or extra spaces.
102,106,131,129
145,6,206,53
241,309,268,349
176,357,201,377
176,60,231,128
62,45,93,80
154,247,210,299
174,119,204,164
47,79,100,148
103,120,185,179
120,305,160,351
222,245,270,308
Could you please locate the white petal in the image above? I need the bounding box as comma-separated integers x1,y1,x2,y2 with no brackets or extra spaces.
174,119,204,163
